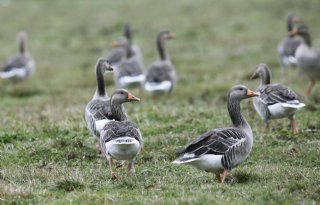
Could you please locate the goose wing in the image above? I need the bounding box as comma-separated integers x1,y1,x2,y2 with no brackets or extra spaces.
101,121,142,143
85,98,113,137
258,84,299,105
3,54,30,71
146,61,175,83
116,57,144,77
106,47,126,65
176,128,245,157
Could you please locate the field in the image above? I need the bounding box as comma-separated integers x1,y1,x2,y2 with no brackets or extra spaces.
0,0,320,204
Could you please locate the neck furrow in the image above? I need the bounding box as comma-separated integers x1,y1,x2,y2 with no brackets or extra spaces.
261,72,270,85
126,39,133,58
111,103,127,121
303,34,312,47
19,38,25,53
227,100,249,129
157,37,166,60
95,64,105,97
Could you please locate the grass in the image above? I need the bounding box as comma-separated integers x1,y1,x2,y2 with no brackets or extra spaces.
0,0,320,204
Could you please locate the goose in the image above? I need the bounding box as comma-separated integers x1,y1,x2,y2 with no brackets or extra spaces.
0,31,36,81
113,24,145,89
277,15,302,79
250,63,305,134
106,24,143,68
145,30,176,94
85,58,114,152
289,23,320,96
173,85,259,183
100,89,142,180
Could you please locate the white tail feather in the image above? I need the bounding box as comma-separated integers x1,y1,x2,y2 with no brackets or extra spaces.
145,81,172,92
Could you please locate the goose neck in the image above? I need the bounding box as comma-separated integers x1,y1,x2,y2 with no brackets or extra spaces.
227,98,251,135
157,35,167,60
302,33,312,47
111,100,127,121
95,63,106,97
259,68,271,85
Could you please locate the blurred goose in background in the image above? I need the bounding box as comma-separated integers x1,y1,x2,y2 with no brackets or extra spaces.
289,23,320,96
0,31,35,81
145,30,176,94
173,85,259,183
250,64,305,134
100,89,142,180
113,24,145,89
85,58,114,152
106,24,143,68
277,15,302,80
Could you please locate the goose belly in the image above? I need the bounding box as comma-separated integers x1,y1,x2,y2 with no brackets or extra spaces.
145,81,172,92
105,137,140,160
119,74,145,88
268,103,302,119
175,154,224,172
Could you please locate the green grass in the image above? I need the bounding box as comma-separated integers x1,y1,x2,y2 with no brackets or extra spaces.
1,0,320,204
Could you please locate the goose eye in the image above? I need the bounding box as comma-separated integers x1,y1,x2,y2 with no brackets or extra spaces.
239,88,243,91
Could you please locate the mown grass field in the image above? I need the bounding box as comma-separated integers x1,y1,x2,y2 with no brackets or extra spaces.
0,0,320,204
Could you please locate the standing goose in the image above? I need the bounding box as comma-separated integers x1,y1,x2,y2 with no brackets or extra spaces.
85,58,114,152
277,15,302,79
145,30,176,94
173,85,259,183
0,31,36,81
289,24,320,96
250,63,305,134
106,24,143,68
113,24,145,89
100,89,142,180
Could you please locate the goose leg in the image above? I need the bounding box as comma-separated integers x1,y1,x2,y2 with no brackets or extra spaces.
127,161,134,176
304,80,315,96
220,169,228,183
108,158,117,180
290,118,299,134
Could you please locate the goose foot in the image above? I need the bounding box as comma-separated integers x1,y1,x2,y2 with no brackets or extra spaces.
108,158,117,180
215,169,228,183
111,172,117,180
304,80,315,97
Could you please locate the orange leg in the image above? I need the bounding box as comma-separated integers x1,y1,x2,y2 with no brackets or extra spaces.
127,161,134,176
304,80,315,96
220,169,228,183
290,119,299,134
108,158,117,180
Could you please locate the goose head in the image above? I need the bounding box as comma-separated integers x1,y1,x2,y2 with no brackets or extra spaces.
228,85,260,101
250,63,271,85
158,30,175,41
96,58,114,73
288,24,311,46
287,15,299,33
111,89,140,105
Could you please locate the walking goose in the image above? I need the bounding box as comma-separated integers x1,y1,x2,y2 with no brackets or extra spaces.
277,15,302,79
250,63,305,134
106,24,143,68
114,24,145,89
289,24,320,96
100,89,142,180
0,31,36,81
85,58,114,151
145,30,176,94
173,85,259,183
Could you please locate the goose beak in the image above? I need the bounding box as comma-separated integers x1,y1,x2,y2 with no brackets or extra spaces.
250,72,258,80
288,27,298,37
112,41,119,48
127,93,140,101
247,89,260,97
168,33,175,39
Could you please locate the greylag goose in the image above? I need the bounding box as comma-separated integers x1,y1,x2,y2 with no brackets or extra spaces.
145,30,176,94
106,24,143,68
100,89,142,180
113,24,145,89
289,24,320,96
0,31,35,81
85,58,114,152
250,63,305,134
173,85,259,183
277,15,302,79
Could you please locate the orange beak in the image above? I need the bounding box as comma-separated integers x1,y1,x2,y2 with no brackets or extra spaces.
250,72,258,80
246,89,260,97
112,41,119,48
168,33,175,39
127,93,140,101
288,27,298,37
